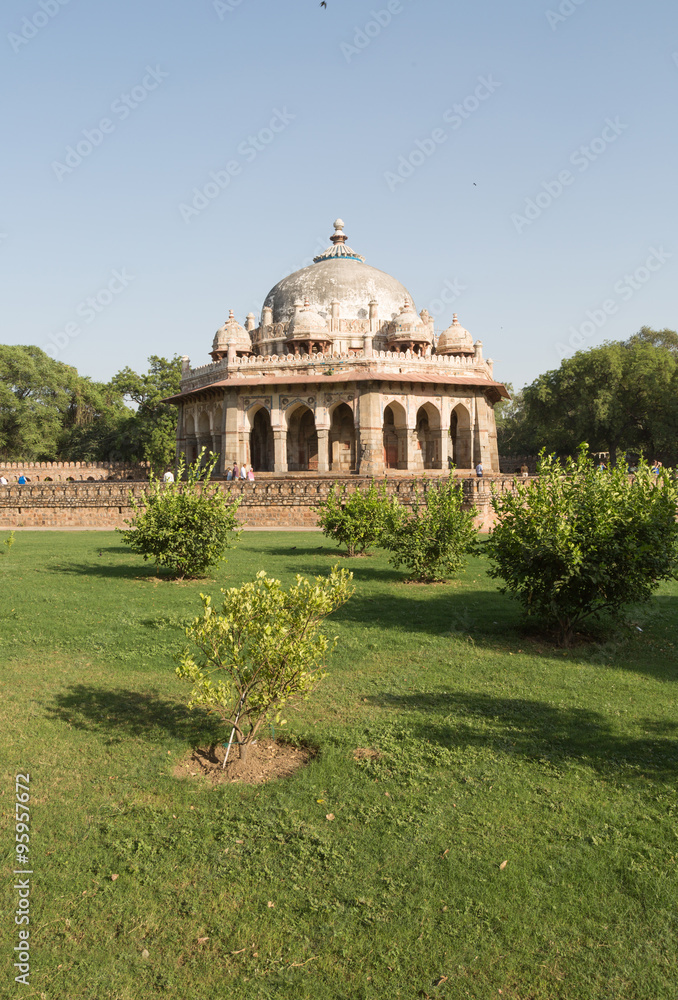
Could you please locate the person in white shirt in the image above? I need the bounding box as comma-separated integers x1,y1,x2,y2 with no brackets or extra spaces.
163,470,175,483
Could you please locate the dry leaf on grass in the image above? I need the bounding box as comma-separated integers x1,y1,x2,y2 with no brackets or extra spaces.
325,813,335,821
499,860,507,870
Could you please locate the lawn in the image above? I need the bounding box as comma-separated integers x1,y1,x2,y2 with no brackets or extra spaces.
1,530,677,1000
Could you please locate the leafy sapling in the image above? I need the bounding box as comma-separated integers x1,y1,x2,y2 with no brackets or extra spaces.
176,566,354,761
487,447,678,644
118,448,241,578
315,479,390,556
381,474,477,582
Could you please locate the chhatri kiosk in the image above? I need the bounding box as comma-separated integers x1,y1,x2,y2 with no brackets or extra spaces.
171,220,508,476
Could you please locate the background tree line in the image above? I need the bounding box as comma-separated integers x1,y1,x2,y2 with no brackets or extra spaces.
0,345,181,470
496,327,678,464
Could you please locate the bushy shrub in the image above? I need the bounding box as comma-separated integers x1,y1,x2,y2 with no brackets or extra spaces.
315,479,389,556
382,475,477,582
1,531,15,557
486,447,678,644
118,449,241,578
176,567,354,760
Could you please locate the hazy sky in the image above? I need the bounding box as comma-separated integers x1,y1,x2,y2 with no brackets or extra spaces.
2,0,676,391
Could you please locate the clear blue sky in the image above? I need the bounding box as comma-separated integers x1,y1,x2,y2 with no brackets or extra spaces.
1,0,676,391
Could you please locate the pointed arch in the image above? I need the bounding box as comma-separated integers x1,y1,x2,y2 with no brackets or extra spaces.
329,402,356,472
286,404,318,471
383,401,407,470
249,406,274,472
416,402,442,469
450,402,472,470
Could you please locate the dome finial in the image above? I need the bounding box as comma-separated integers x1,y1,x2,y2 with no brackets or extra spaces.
313,218,365,263
330,219,347,245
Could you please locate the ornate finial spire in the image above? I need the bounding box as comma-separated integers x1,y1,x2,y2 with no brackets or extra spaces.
313,219,365,263
330,219,346,244
452,313,458,324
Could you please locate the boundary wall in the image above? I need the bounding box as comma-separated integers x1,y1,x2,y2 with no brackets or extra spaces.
0,462,150,483
0,475,526,531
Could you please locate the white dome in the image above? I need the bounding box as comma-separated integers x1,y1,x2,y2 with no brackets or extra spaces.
262,222,415,324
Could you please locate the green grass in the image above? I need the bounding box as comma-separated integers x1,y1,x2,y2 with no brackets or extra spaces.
1,531,677,999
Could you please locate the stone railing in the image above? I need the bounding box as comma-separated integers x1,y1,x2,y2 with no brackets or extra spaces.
182,348,495,393
0,474,517,530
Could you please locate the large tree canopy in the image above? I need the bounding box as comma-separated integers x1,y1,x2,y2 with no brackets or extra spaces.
497,329,678,463
0,347,181,467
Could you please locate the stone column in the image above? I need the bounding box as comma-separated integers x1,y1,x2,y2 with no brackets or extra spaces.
406,428,422,472
356,385,384,476
273,430,287,473
475,396,494,470
316,428,330,473
175,404,186,465
223,390,239,468
439,427,451,471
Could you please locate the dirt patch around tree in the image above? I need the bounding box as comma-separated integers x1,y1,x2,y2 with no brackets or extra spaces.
173,737,317,785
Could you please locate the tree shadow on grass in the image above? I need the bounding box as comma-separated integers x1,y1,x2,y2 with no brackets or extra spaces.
288,562,404,587
366,688,678,780
47,685,223,745
44,560,163,581
332,588,678,679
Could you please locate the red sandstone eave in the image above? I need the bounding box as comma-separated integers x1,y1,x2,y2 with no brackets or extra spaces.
163,368,510,404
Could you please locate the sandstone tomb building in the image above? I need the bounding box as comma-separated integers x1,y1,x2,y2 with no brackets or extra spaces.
171,220,508,476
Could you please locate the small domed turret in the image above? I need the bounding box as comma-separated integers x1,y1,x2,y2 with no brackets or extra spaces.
436,313,474,356
385,299,432,355
286,298,332,355
211,310,253,361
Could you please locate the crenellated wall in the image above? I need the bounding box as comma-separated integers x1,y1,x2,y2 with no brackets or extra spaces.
0,475,516,531
0,462,150,484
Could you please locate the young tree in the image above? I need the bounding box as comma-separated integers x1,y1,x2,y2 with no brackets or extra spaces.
315,479,389,556
382,475,477,582
486,447,678,645
176,567,354,760
118,449,241,578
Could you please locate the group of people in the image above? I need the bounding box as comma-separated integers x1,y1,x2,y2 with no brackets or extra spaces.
0,474,25,484
226,463,254,481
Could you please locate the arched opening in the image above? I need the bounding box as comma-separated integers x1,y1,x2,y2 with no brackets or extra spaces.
249,407,274,472
415,403,441,470
383,401,407,470
450,403,472,470
287,406,318,472
329,403,356,472
184,413,198,464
